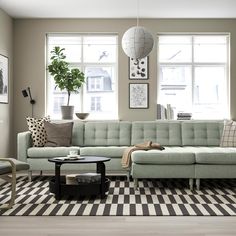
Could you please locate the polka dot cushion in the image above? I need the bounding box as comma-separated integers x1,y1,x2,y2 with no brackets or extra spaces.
26,116,50,147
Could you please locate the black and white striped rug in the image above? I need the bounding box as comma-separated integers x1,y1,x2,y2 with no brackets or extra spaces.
0,176,236,216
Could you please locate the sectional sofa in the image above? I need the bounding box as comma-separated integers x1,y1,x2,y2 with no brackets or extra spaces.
17,120,236,190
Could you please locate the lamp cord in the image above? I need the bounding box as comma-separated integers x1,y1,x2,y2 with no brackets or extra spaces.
136,0,139,27
31,104,34,117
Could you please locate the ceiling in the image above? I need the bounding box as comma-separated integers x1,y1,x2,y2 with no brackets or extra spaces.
0,0,236,19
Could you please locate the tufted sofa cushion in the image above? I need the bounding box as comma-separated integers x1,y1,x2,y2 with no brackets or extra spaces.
131,121,182,146
71,121,84,146
84,121,131,146
192,147,236,164
182,121,223,146
80,146,128,158
131,147,195,164
28,146,80,158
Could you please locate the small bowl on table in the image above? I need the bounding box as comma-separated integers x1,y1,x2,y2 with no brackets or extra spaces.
75,113,89,120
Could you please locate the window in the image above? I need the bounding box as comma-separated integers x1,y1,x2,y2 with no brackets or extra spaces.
46,34,118,120
158,34,229,119
91,97,101,111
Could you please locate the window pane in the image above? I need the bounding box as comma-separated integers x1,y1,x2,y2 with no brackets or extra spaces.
194,36,227,63
159,36,192,63
47,75,67,119
48,36,81,62
83,66,117,119
193,66,226,104
47,74,82,119
159,66,192,113
83,36,117,63
193,66,227,119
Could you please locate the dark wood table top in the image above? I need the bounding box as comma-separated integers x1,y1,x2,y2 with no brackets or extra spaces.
48,156,111,164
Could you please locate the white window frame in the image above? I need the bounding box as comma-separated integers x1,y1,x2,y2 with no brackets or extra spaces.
46,33,118,120
91,96,102,111
157,33,230,119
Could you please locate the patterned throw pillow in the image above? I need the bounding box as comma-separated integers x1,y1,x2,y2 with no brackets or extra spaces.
220,120,236,147
26,116,50,147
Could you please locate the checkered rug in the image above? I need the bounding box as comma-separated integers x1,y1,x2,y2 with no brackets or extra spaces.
0,176,236,216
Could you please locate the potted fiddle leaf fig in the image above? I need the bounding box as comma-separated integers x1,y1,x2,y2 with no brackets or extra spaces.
47,46,85,119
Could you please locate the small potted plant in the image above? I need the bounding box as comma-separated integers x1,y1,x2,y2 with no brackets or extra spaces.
48,46,85,119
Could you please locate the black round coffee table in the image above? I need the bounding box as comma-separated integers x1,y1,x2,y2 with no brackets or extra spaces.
48,156,111,200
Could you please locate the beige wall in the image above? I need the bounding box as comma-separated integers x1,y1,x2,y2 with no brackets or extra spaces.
13,18,236,152
0,9,13,157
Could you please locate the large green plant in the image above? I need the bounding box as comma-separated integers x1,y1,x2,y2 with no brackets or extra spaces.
47,46,85,106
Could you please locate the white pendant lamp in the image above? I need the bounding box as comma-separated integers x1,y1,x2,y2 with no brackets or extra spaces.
121,0,154,60
122,26,154,59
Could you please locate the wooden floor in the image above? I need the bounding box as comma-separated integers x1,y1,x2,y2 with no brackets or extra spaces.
0,216,236,235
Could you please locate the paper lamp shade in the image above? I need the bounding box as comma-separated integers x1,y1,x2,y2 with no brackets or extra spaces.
122,26,154,59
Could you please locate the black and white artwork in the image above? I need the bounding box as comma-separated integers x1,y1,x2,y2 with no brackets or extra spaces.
129,57,148,79
129,83,149,109
0,54,8,103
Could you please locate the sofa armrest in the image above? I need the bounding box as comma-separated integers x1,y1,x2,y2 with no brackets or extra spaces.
17,131,32,162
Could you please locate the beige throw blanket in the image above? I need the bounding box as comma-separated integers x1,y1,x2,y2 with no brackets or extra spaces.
121,141,165,169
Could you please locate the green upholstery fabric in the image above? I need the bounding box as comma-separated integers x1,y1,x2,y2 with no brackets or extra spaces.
182,121,223,146
193,147,236,164
84,121,131,146
17,131,32,162
27,157,125,172
80,146,129,158
71,121,84,146
18,120,236,181
131,147,195,165
27,146,80,158
195,164,236,178
0,159,29,175
131,121,182,146
131,163,195,178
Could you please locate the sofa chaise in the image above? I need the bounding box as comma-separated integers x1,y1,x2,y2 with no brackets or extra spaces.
17,120,236,190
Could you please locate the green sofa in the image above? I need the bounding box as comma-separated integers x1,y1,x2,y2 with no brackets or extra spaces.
18,121,132,177
18,120,236,190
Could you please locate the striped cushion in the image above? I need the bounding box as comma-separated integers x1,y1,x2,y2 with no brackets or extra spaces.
220,120,236,147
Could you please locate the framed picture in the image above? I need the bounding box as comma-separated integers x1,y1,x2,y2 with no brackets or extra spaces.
129,57,148,79
0,54,9,104
129,83,149,109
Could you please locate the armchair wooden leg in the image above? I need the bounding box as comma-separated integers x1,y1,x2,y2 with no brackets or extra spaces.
7,172,16,209
0,158,16,209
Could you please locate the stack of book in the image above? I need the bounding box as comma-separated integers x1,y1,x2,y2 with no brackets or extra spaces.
177,112,192,120
76,173,101,184
157,104,175,120
157,104,167,120
166,104,174,120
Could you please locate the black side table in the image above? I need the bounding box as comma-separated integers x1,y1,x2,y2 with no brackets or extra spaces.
48,156,111,200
